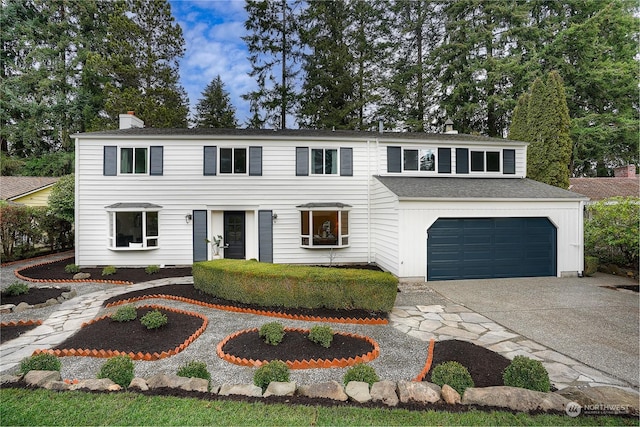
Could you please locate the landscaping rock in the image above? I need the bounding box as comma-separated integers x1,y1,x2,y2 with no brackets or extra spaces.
44,380,70,391
24,370,61,387
264,381,296,397
345,381,372,403
0,304,16,313
557,386,639,415
463,386,571,413
297,381,348,401
397,381,441,404
181,377,209,393
370,380,399,406
73,272,91,280
146,373,188,389
129,377,149,391
219,383,263,397
441,384,461,404
0,374,21,385
13,302,30,313
72,378,120,391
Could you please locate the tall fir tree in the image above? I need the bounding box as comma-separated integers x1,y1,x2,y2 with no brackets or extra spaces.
194,76,238,128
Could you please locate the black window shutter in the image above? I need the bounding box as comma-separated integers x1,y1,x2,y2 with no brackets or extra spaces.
203,146,217,176
249,146,262,176
149,146,163,175
296,147,309,176
103,146,117,176
387,146,401,173
438,148,451,173
340,147,353,176
258,210,273,263
456,148,469,174
503,149,516,174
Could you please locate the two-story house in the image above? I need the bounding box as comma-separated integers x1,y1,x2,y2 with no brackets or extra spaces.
73,113,587,281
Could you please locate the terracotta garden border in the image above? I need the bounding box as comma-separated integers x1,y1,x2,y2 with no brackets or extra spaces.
33,304,208,361
412,338,435,381
14,256,133,285
106,295,388,325
217,327,380,369
0,319,43,328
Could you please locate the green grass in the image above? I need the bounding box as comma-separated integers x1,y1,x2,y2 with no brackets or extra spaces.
1,388,636,426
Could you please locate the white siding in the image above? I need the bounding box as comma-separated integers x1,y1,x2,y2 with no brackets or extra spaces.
369,178,400,275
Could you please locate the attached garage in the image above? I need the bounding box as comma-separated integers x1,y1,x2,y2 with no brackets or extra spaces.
427,217,556,281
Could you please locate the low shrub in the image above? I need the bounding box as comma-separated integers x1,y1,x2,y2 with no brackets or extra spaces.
308,325,333,348
259,322,285,345
97,355,134,388
192,259,398,312
140,309,168,330
111,305,137,322
101,266,117,276
584,256,598,276
343,363,379,387
430,361,474,395
177,361,211,388
502,356,550,392
64,264,81,274
145,265,160,275
19,353,61,374
5,282,29,296
253,360,289,391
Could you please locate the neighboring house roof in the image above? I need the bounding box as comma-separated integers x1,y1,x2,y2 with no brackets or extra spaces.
568,177,639,201
0,176,59,201
375,177,588,201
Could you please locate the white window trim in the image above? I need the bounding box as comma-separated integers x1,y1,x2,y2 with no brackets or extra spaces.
402,147,438,174
310,148,339,175
106,205,160,251
219,147,248,175
119,147,149,175
299,206,350,249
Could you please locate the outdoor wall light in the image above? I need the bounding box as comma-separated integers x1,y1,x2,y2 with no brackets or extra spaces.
272,213,278,222
185,214,192,224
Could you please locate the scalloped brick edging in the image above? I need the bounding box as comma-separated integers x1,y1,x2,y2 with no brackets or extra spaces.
216,327,380,369
14,256,133,285
33,305,208,361
0,319,43,327
106,295,388,325
412,338,435,382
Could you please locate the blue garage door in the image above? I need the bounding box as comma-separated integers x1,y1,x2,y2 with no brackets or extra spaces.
427,218,556,281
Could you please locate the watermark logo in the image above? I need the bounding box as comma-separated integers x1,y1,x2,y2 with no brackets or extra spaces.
565,401,581,417
566,401,631,417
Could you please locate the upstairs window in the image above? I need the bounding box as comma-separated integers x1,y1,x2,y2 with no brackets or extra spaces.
403,148,436,172
311,148,338,175
471,150,501,172
220,147,247,174
298,203,350,248
120,148,147,174
103,146,162,176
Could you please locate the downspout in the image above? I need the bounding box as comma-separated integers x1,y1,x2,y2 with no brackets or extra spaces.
367,139,371,264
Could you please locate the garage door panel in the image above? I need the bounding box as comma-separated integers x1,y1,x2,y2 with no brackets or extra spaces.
427,217,556,281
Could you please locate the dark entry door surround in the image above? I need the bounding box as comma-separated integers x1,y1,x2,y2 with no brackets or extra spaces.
224,211,246,259
427,217,557,281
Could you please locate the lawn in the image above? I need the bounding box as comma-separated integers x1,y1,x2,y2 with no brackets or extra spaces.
1,388,636,426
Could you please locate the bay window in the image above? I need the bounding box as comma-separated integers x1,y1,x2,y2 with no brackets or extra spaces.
298,203,350,248
106,203,161,250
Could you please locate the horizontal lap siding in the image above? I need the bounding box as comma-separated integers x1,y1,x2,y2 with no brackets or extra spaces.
370,179,400,275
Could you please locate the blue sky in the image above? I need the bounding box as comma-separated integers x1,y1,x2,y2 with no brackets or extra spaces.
168,0,255,125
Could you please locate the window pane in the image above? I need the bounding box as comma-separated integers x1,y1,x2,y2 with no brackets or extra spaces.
301,211,309,235
120,148,133,174
312,211,338,245
420,149,435,171
134,148,147,173
146,211,158,236
404,150,418,171
325,149,337,174
312,149,324,174
234,148,246,173
471,151,484,171
341,210,349,236
486,152,500,172
115,212,141,246
220,148,232,173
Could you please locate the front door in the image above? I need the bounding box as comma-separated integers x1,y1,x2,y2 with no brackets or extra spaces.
224,211,245,259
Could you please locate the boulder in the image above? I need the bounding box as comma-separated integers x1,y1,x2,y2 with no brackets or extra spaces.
441,384,461,404
0,304,16,313
181,378,209,393
44,381,70,391
297,381,348,401
370,381,399,406
72,378,120,391
146,373,188,389
463,386,571,413
219,383,263,397
73,272,91,280
557,386,639,415
397,381,440,404
24,370,61,387
13,302,30,313
0,374,21,385
345,381,372,403
129,377,149,391
264,381,296,397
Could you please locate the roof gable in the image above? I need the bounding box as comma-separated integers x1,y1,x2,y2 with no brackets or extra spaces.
569,177,639,201
0,177,59,201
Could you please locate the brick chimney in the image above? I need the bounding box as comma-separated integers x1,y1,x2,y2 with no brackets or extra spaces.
613,165,636,178
119,111,144,130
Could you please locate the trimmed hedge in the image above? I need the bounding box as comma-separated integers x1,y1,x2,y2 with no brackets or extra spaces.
192,260,398,312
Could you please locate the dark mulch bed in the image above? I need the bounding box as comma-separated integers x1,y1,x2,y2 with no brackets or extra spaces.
0,324,39,344
425,340,511,388
221,330,374,363
52,307,204,354
104,284,387,322
1,287,69,306
18,258,192,283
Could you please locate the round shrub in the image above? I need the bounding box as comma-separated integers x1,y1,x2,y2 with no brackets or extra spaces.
253,360,289,391
308,325,333,348
101,265,117,276
145,265,160,275
502,356,550,392
430,361,474,395
177,361,211,382
111,304,137,322
5,282,29,296
259,322,285,346
19,353,61,374
98,355,135,388
343,363,379,387
140,309,168,330
64,264,81,274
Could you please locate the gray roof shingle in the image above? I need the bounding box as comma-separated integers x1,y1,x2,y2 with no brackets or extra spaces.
375,176,588,200
0,176,59,200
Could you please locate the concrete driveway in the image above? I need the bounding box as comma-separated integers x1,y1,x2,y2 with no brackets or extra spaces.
425,273,639,387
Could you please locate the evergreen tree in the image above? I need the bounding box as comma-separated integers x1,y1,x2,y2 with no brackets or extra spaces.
194,76,238,128
242,0,301,129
